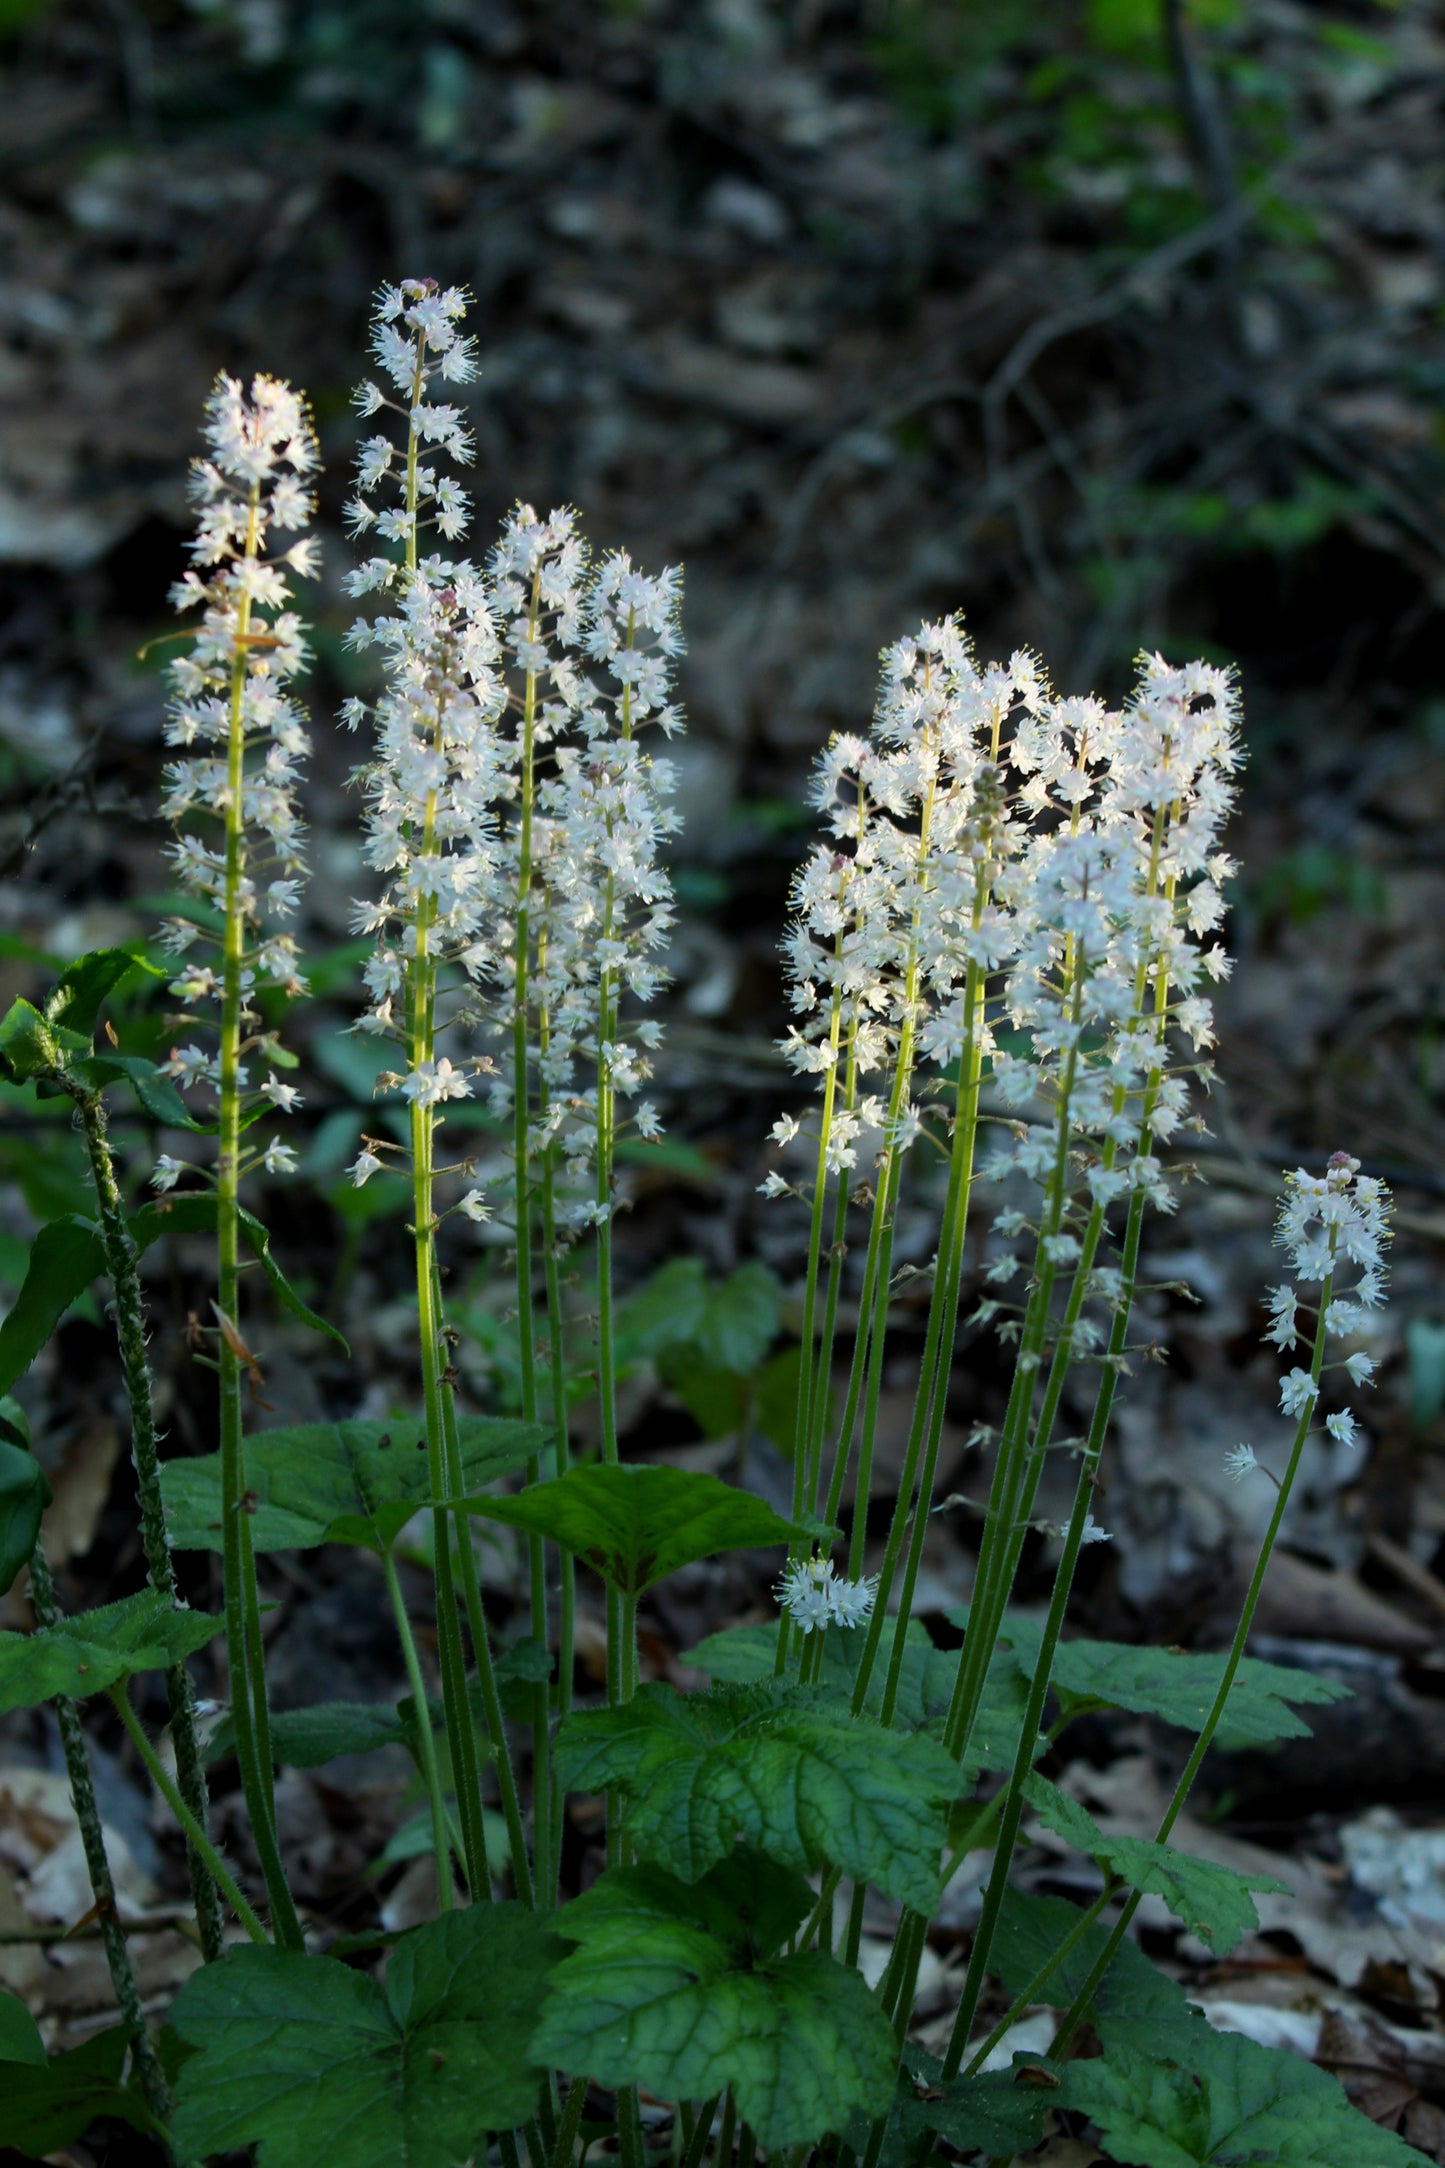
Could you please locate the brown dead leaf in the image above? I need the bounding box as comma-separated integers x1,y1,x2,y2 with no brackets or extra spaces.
40,1417,121,1567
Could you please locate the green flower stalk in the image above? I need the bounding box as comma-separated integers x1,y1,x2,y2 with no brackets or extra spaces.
345,279,520,1903
156,370,321,1950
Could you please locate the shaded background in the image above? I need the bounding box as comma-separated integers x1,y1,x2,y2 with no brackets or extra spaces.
4,0,1445,2107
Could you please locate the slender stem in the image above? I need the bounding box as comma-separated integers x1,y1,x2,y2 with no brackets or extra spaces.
414,1099,489,1901
109,1684,268,1945
70,1086,224,1961
541,1137,575,1908
29,1549,171,2122
550,2076,589,2168
383,1547,454,1912
680,2097,722,2168
436,1357,535,1908
1048,1259,1337,2060
216,478,301,1953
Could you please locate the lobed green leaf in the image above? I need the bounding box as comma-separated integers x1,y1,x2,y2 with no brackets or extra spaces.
169,1905,563,2168
0,1588,223,1716
964,1610,1351,1750
0,2026,155,2153
1063,2016,1432,2166
534,1853,896,2150
451,1461,825,1594
556,1680,961,1911
162,1415,542,1553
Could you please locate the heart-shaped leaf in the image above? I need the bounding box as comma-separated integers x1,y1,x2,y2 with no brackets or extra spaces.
534,1853,896,2150
450,1462,825,1594
0,1439,51,1596
162,1416,543,1553
0,1589,223,1717
556,1680,961,1910
169,1904,563,2168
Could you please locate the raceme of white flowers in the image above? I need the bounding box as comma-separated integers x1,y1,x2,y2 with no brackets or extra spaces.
339,282,684,1232
154,371,320,1162
1228,1152,1391,1483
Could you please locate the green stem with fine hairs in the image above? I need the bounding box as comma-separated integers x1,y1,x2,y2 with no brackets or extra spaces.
28,1547,172,2122
66,1082,224,1962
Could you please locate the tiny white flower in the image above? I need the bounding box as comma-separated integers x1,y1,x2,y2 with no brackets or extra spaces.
770,1115,801,1146
152,1155,187,1193
1224,1443,1258,1483
1325,1409,1359,1448
459,1189,491,1223
349,1148,384,1187
401,1057,472,1109
261,1137,298,1176
758,1171,792,1200
1079,1513,1113,1546
1279,1368,1319,1419
263,1072,303,1113
1343,1352,1376,1389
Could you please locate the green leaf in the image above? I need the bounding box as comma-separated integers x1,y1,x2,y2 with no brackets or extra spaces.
162,1416,543,1554
0,1215,103,1398
535,1853,897,2150
0,1438,51,1595
73,1051,207,1130
236,1204,350,1350
0,1988,45,2065
452,1462,825,1594
1093,1838,1290,1957
617,1259,709,1360
0,1589,223,1716
204,1699,411,1770
0,1193,319,1405
44,947,160,1040
976,1613,1350,1750
0,2026,155,2153
555,1680,961,1911
989,1889,1194,2024
494,1635,555,1719
692,1261,781,1373
691,1618,1032,1777
169,1905,563,2168
898,2062,1050,2159
1063,2017,1432,2167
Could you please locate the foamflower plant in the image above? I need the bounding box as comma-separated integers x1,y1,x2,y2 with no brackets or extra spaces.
0,285,1426,2168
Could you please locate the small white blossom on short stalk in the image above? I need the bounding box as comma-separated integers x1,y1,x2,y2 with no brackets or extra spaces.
1224,1442,1258,1483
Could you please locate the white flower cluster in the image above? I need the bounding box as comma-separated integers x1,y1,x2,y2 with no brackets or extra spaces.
765,631,1241,1254
341,285,684,1232
1228,1152,1390,1481
776,1553,879,1634
155,372,319,1137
